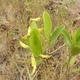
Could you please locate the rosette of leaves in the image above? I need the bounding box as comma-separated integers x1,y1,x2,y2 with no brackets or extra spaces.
19,11,65,75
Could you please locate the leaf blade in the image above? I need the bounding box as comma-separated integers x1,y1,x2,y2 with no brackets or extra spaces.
76,28,80,45
61,29,72,47
30,27,43,57
50,25,65,46
43,11,52,39
71,45,80,56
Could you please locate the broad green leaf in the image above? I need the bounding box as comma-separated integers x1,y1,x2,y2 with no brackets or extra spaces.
72,68,80,73
71,45,80,56
19,41,29,48
50,25,65,46
61,29,72,47
31,54,36,75
30,27,43,57
69,56,76,67
43,11,52,39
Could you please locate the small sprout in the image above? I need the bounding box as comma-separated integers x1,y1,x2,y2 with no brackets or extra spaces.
19,11,66,75
19,11,80,75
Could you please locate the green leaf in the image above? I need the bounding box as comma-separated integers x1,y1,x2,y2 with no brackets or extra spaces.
50,25,65,46
30,21,37,29
30,27,43,57
76,28,80,44
71,45,80,56
71,33,77,45
43,11,52,39
69,56,76,67
61,29,72,47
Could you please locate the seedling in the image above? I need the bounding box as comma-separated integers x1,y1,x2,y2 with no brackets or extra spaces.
19,11,65,75
61,28,80,72
19,11,80,74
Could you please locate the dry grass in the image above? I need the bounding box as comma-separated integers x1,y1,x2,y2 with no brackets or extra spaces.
0,0,80,80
